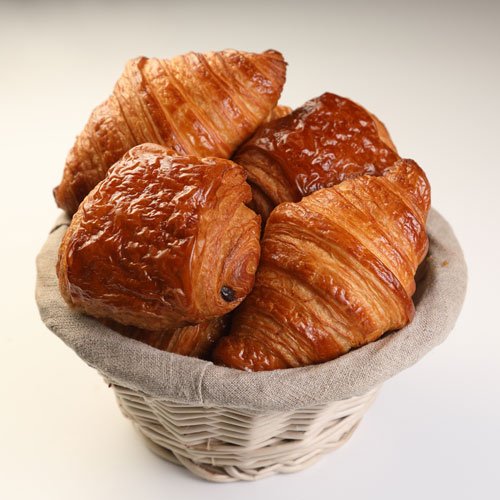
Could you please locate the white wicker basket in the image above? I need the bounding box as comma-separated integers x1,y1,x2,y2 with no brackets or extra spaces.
36,209,467,482
110,381,379,482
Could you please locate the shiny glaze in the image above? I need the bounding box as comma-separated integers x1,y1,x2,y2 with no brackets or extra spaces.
212,160,430,371
57,144,261,331
235,92,399,213
54,49,287,215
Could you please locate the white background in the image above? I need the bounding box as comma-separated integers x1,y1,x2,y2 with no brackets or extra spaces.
1,0,499,498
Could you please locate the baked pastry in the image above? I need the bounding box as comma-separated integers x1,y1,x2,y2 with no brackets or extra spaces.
234,92,399,220
264,104,292,122
54,49,287,214
103,316,228,359
57,143,261,331
212,159,430,371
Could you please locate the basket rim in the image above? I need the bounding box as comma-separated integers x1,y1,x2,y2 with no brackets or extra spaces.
35,208,467,411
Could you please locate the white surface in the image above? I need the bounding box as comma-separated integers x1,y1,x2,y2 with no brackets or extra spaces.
1,0,499,498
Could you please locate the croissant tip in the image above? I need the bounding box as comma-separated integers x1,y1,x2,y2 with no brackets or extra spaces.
52,185,65,212
53,183,78,216
263,49,285,59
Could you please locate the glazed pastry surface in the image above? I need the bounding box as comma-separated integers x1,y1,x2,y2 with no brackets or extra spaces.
212,159,430,371
234,92,399,220
54,49,287,214
57,144,261,331
103,316,228,359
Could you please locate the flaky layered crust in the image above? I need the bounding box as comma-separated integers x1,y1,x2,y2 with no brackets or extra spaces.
212,159,430,371
264,104,292,123
234,92,399,220
57,144,261,331
54,49,287,214
103,316,228,359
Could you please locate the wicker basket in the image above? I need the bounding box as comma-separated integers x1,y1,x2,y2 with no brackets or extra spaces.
35,209,467,482
111,381,379,482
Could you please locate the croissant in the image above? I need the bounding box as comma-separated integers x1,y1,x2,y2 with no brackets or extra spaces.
54,49,287,215
212,159,430,371
57,143,261,331
103,316,228,359
234,92,399,220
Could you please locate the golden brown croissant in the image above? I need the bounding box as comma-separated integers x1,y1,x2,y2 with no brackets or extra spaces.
54,49,287,214
57,143,261,331
212,159,430,371
234,92,399,220
103,316,228,359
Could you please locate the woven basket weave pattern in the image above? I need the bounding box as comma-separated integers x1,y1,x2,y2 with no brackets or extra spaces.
111,381,379,482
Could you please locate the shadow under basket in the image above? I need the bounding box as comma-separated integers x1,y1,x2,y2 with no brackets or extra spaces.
36,209,467,482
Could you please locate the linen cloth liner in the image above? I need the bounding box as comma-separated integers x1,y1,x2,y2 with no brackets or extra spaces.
35,209,467,412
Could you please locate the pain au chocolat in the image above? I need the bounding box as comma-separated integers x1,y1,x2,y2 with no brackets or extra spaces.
54,49,287,215
233,92,399,220
57,143,261,331
212,159,430,371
